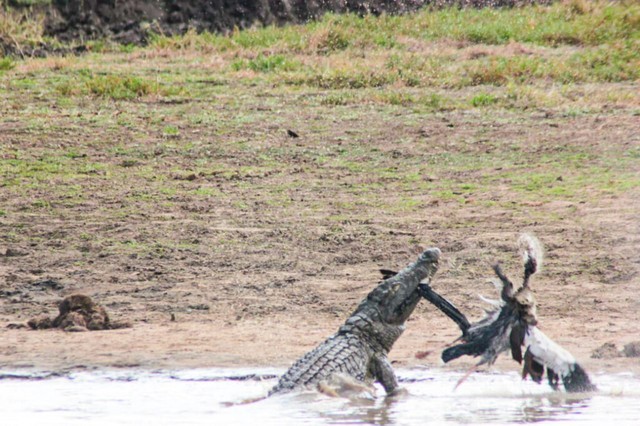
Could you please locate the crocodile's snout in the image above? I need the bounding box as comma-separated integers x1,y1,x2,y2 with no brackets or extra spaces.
419,248,441,263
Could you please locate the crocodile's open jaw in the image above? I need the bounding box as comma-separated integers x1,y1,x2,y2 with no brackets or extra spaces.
359,248,441,326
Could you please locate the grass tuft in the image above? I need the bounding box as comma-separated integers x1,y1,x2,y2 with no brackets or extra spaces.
471,93,499,107
86,75,155,99
0,5,47,54
0,56,15,72
231,53,300,73
54,72,182,100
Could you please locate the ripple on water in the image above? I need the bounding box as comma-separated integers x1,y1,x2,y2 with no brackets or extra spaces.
0,368,639,425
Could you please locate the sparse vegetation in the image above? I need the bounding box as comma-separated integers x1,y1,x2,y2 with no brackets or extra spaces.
0,56,14,71
0,0,638,265
471,93,499,107
0,4,48,54
231,53,301,73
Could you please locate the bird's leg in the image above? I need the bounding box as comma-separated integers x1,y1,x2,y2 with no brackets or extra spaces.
453,363,482,390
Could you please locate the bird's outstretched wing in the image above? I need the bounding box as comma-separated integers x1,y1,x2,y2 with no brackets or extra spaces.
420,234,596,392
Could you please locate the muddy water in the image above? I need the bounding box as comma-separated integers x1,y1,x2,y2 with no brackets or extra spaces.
1,368,639,425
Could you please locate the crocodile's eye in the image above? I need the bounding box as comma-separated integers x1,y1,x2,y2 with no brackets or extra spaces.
390,283,400,294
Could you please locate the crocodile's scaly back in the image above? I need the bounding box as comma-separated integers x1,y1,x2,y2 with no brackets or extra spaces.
270,248,440,396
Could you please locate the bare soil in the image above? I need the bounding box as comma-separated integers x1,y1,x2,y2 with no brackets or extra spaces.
1,92,638,378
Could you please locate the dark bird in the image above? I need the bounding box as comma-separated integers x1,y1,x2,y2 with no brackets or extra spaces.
286,129,299,138
418,234,597,393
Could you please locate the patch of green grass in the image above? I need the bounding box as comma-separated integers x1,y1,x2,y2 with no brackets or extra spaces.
12,77,37,89
393,197,423,212
463,56,546,86
119,43,136,53
55,79,79,96
626,147,640,159
420,93,449,110
0,57,15,72
305,69,396,89
192,187,222,198
27,1,630,94
64,149,86,159
372,91,416,106
514,173,561,193
187,2,639,53
569,41,640,82
86,75,156,100
313,27,351,53
54,72,181,100
189,111,220,125
420,1,640,46
432,190,464,203
471,93,499,107
32,199,51,209
162,125,180,137
9,0,52,5
320,93,352,106
562,107,592,117
231,53,301,73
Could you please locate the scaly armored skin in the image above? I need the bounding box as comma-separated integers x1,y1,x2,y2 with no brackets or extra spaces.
269,248,441,396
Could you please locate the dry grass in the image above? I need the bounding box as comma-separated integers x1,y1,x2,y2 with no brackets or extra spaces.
0,6,46,55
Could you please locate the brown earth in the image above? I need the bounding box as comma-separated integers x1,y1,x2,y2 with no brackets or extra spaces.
1,97,638,378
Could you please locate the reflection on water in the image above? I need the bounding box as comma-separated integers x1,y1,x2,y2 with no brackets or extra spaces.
1,367,639,425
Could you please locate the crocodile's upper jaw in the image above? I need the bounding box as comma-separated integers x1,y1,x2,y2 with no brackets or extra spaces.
376,248,440,324
348,248,441,328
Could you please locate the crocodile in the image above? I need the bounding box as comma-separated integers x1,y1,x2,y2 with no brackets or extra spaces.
269,247,441,396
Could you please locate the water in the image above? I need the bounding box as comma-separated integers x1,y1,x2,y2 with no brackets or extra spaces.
1,367,639,425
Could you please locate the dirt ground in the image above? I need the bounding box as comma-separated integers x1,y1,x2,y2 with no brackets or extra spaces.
1,88,638,380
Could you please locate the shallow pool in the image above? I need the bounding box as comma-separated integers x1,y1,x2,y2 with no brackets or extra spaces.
1,367,638,425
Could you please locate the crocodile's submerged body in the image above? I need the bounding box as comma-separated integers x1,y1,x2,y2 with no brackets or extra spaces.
269,248,441,396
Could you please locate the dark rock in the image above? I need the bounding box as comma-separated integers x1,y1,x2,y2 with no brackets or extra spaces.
31,279,65,291
6,323,28,329
188,303,210,311
27,315,53,330
27,294,131,332
623,342,640,358
591,342,621,359
3,247,27,257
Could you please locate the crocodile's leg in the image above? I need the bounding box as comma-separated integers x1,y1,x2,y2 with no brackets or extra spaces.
370,354,399,394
